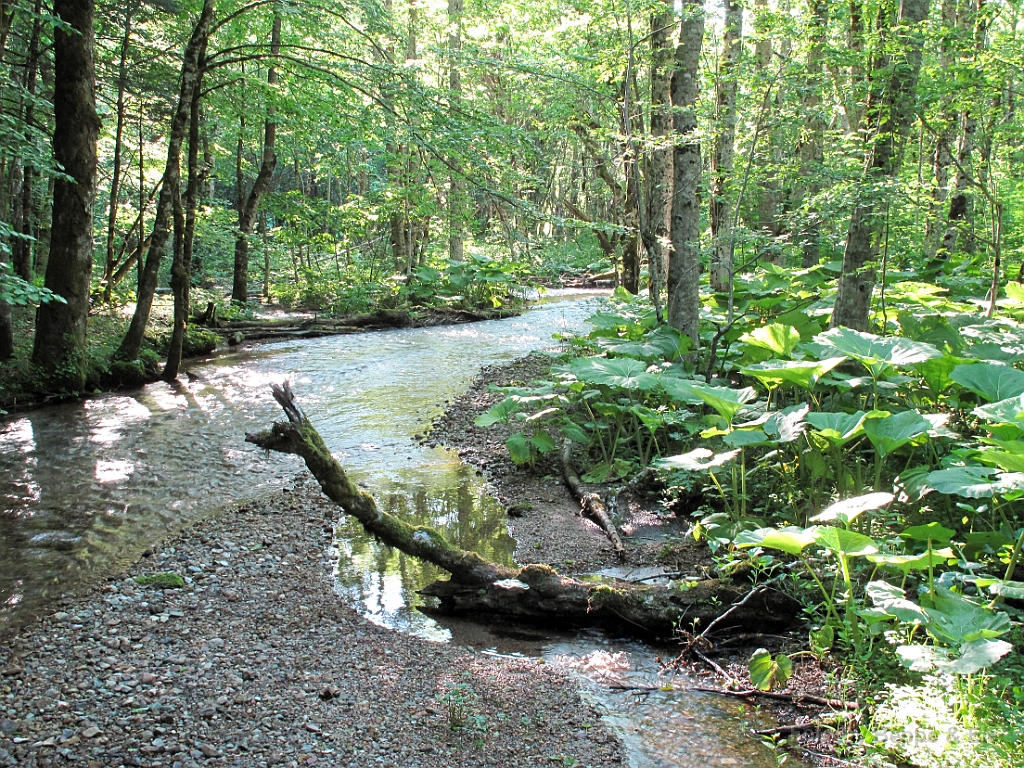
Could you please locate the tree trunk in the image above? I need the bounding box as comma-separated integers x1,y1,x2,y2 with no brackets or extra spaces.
793,0,829,267
116,0,214,361
666,0,704,352
246,382,800,635
753,0,785,261
708,0,741,293
164,44,207,380
31,0,99,390
11,0,42,282
645,1,674,316
447,0,465,263
101,1,136,304
232,10,281,305
831,0,930,331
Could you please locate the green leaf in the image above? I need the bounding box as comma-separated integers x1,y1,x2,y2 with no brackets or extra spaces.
723,428,770,448
687,382,758,423
474,398,521,427
741,357,846,391
748,648,793,691
973,393,1024,425
529,431,557,454
763,403,810,443
862,410,932,458
926,466,1024,498
813,527,879,557
900,522,956,545
559,422,590,444
951,363,1024,402
866,581,928,623
734,526,816,556
506,434,533,465
805,410,868,446
815,327,942,370
658,448,740,472
569,357,660,391
809,625,834,654
740,323,801,357
988,580,1024,599
924,588,1011,645
810,492,893,525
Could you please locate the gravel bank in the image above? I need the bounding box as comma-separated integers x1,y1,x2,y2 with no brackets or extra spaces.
0,480,623,768
424,354,699,577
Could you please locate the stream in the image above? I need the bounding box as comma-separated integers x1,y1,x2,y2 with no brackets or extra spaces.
1,290,799,768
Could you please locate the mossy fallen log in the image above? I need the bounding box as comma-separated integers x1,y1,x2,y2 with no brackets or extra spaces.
246,382,800,637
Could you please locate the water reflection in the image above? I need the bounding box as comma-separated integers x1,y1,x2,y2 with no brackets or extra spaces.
0,291,600,632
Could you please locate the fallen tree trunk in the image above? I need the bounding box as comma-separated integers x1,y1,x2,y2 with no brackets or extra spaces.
562,441,625,558
246,383,800,636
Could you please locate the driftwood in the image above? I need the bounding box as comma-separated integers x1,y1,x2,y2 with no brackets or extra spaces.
692,686,860,711
246,383,801,636
561,441,625,558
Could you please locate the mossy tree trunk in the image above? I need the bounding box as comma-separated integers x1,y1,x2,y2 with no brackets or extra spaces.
247,382,799,637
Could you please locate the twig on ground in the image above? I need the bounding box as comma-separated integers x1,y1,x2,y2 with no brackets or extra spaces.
691,686,860,710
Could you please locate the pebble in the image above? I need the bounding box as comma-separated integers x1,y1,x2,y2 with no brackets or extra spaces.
0,482,622,768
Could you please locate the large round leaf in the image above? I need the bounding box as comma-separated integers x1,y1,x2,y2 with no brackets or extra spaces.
741,357,846,391
951,362,1024,402
569,357,661,391
813,526,878,557
810,492,893,524
815,327,941,369
863,410,932,458
740,323,801,358
734,526,816,556
806,410,868,445
926,466,1024,498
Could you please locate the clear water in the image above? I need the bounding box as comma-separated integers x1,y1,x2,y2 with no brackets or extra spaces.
0,290,798,767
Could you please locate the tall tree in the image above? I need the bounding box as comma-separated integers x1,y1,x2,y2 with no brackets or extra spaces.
116,0,214,361
667,0,704,349
708,0,741,293
793,0,829,267
831,0,931,331
31,0,99,389
231,8,281,305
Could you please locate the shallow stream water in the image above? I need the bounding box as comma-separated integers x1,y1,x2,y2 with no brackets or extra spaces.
1,291,798,767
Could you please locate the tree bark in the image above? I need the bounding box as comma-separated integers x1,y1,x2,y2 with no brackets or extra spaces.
645,1,674,316
831,0,930,331
667,0,704,353
116,0,214,361
246,382,800,635
31,0,99,390
231,9,281,305
793,0,829,267
164,42,208,380
708,0,741,293
447,0,465,263
11,0,42,282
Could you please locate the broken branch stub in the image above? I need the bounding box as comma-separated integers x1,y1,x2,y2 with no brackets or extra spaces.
247,383,800,636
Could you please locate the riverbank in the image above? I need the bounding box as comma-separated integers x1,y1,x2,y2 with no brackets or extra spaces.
423,353,853,767
0,479,623,768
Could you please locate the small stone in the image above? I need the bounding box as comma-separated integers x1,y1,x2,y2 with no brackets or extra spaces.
200,744,220,758
80,727,101,739
0,720,17,736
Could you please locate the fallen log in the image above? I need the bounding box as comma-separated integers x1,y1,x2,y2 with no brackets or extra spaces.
561,441,625,558
246,382,800,636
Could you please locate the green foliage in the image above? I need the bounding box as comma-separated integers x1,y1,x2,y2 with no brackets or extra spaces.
748,648,793,691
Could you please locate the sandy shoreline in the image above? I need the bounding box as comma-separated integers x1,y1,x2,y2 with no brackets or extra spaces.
0,480,623,767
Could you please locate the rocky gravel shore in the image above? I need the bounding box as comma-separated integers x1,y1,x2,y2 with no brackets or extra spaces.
0,480,623,768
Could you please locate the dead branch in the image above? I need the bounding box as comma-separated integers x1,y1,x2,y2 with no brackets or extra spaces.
562,441,626,558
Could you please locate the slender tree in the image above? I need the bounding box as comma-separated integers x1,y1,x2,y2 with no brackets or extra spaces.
644,0,674,316
231,8,281,305
116,0,214,361
708,0,741,293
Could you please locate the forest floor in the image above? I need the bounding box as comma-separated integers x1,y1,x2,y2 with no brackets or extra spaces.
423,353,857,767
